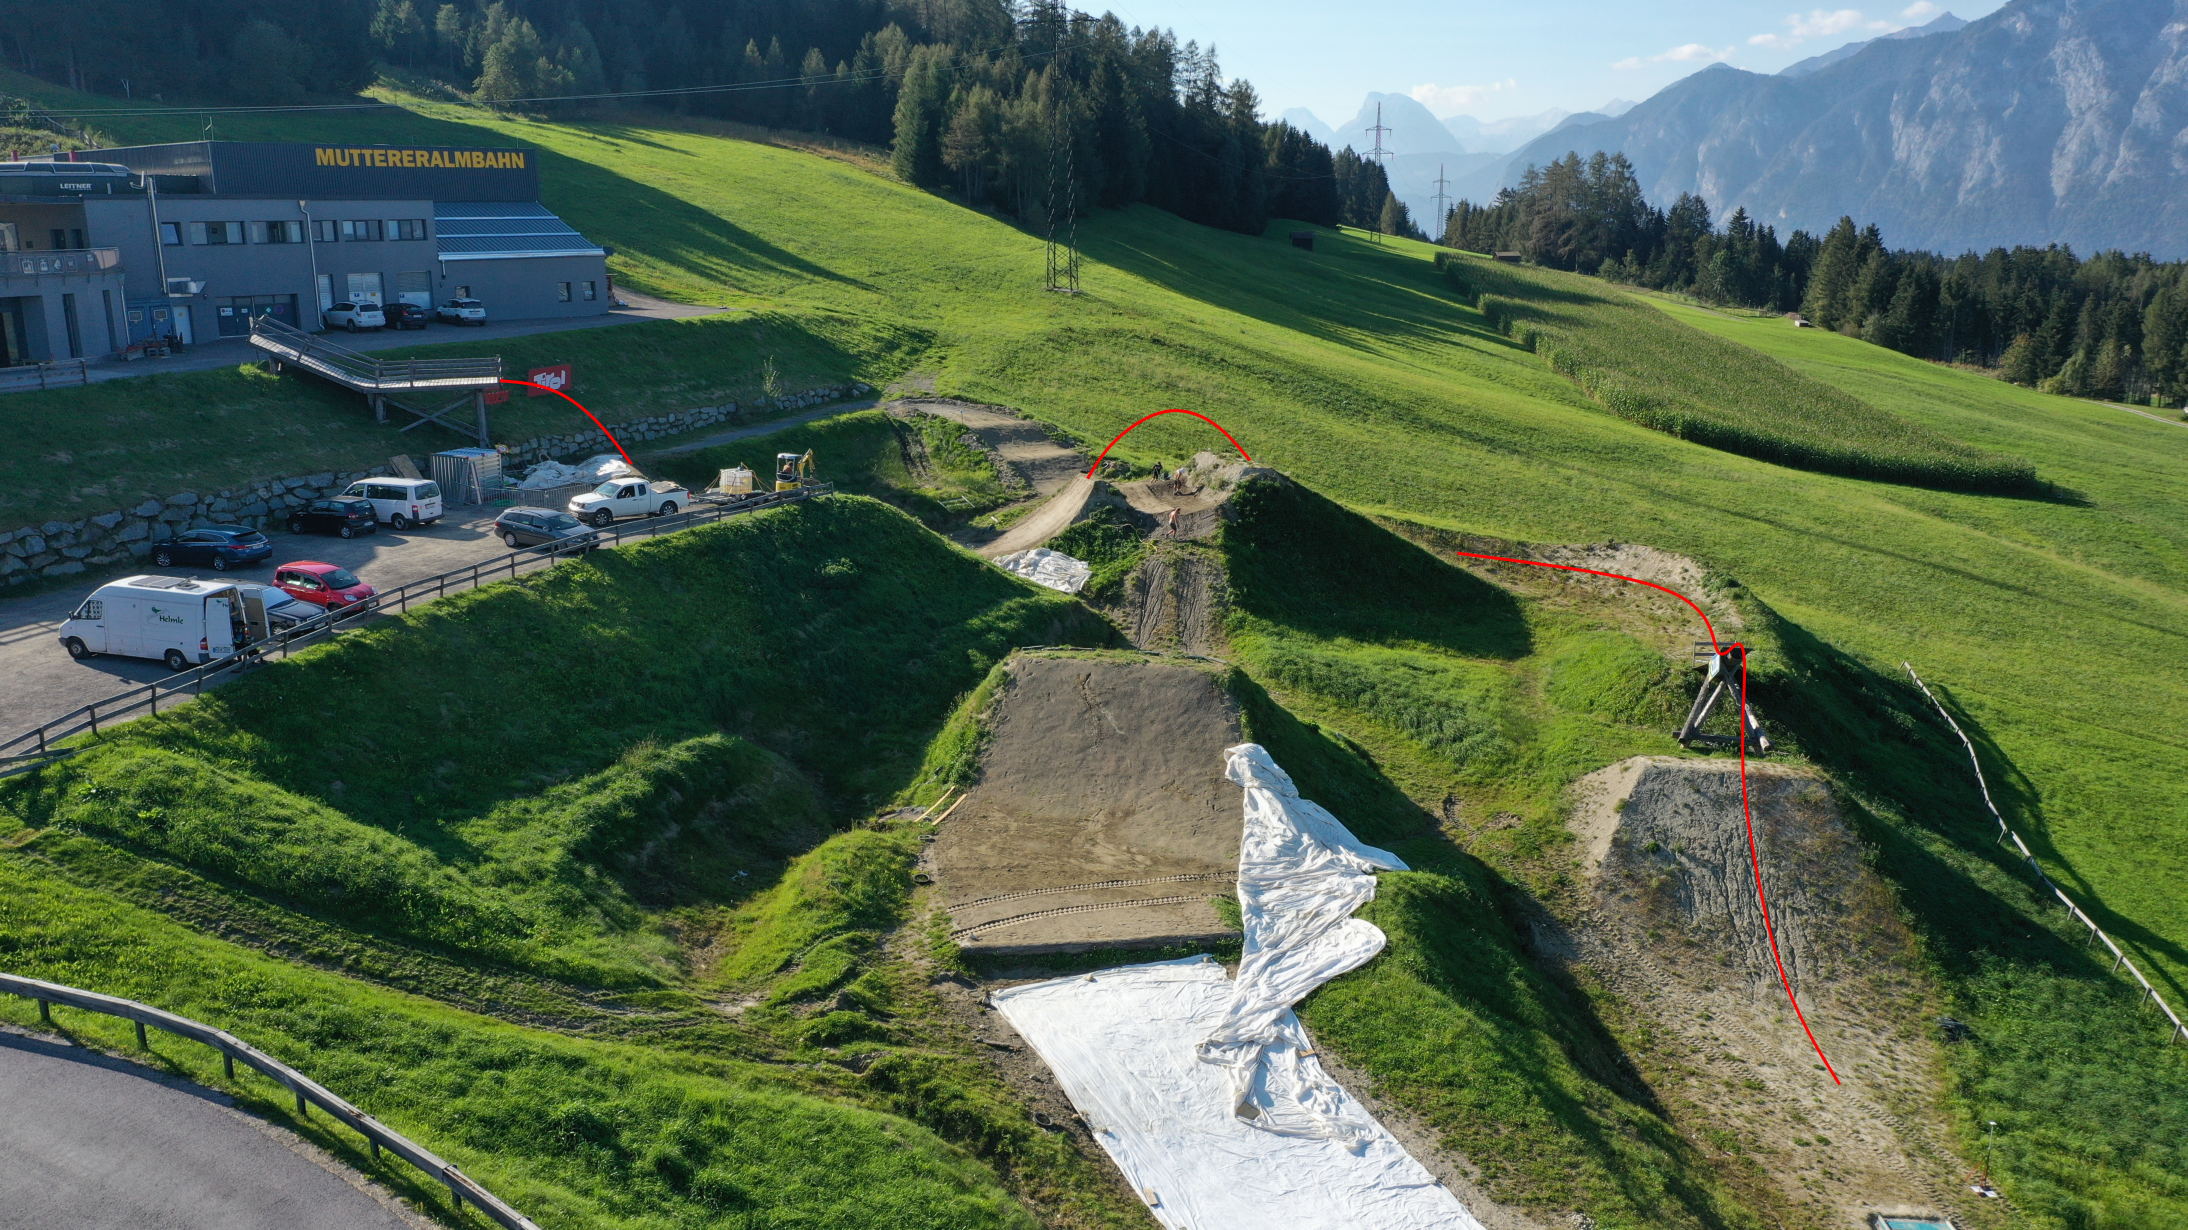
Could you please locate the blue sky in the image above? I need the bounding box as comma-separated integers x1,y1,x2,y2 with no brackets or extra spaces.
1092,0,2006,124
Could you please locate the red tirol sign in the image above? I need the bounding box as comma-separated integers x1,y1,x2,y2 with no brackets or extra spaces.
527,363,572,395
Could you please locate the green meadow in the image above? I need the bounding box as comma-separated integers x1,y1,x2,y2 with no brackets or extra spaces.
0,66,2181,1228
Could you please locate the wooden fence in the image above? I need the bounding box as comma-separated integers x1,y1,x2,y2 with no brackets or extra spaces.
0,971,541,1229
1905,664,2186,1046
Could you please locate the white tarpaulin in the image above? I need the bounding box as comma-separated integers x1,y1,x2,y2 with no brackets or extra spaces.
518,453,639,490
990,743,1484,1230
992,547,1093,594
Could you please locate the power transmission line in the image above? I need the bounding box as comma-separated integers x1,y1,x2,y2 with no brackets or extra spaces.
1430,163,1452,244
1365,102,1392,244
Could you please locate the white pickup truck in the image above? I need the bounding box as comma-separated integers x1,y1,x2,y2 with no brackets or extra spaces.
568,477,692,527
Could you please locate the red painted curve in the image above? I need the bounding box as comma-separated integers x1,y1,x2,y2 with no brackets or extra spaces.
500,379,633,467
1451,548,1839,1086
1084,409,1251,478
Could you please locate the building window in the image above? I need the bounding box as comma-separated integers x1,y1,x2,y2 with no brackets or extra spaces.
454,285,470,298
581,280,597,301
556,281,571,302
71,228,85,249
340,219,384,241
312,219,339,243
389,219,428,241
189,221,244,245
250,220,304,244
160,222,182,246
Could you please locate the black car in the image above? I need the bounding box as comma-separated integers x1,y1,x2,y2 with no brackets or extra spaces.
385,302,431,330
493,508,599,554
287,498,380,539
149,524,273,572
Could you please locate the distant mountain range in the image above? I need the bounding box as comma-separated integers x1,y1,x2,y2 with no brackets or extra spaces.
1778,10,1967,77
1293,0,2188,258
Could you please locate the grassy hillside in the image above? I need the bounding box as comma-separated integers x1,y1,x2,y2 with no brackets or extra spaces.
1445,257,2038,493
4,497,1105,985
2,68,2184,1226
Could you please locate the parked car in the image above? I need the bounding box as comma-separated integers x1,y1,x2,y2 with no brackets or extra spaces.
323,302,386,332
59,575,244,671
436,297,487,325
149,524,272,572
385,302,432,330
230,582,329,636
273,561,376,613
493,508,599,554
338,477,444,530
287,497,379,538
568,477,692,527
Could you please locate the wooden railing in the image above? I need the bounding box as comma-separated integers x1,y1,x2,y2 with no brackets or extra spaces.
0,971,541,1230
0,484,833,779
0,358,89,392
247,315,502,393
1906,663,2186,1046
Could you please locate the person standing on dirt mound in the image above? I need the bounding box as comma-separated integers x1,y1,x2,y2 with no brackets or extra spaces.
1169,507,1181,538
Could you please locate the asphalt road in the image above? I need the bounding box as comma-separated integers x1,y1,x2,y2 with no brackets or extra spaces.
2,506,516,738
0,1029,413,1229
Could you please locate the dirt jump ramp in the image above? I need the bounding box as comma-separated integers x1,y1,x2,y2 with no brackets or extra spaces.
932,655,1244,954
1564,757,1970,1228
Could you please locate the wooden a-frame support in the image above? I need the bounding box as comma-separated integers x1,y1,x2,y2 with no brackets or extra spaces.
375,390,491,447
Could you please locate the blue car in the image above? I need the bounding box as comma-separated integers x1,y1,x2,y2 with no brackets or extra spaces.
148,524,274,572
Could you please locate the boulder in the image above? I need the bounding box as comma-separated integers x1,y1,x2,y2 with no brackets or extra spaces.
165,492,199,507
20,535,46,556
41,560,85,577
117,522,150,542
133,499,163,517
91,512,124,530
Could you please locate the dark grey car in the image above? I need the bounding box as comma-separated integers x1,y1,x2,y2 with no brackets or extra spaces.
493,508,599,554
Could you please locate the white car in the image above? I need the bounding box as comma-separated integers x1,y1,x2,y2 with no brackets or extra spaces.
340,477,445,530
324,301,385,332
568,477,691,527
436,297,486,325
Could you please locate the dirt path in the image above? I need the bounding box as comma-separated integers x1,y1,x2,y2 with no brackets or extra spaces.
899,400,1086,496
1558,757,1980,1230
929,654,1242,954
642,400,875,457
975,476,1097,559
1119,544,1227,656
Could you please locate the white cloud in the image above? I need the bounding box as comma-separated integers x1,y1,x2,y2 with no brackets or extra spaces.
1613,42,1735,68
1748,8,1897,51
1902,0,1942,18
1408,79,1518,114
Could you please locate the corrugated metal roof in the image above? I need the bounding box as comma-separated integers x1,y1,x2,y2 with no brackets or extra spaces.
433,200,603,260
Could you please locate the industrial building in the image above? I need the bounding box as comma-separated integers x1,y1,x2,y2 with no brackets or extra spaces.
0,140,609,365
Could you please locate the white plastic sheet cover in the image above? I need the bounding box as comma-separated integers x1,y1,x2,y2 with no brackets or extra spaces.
989,743,1483,1230
518,453,639,490
991,546,1093,594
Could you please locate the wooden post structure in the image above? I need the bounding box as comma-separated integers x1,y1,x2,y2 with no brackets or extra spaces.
475,390,490,448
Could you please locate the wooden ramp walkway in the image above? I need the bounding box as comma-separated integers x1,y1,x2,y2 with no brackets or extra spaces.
249,316,502,445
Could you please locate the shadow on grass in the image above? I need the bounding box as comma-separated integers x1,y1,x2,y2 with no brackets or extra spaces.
1223,478,1532,659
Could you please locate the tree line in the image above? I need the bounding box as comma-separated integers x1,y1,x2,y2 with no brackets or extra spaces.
4,0,1415,242
1442,150,2188,406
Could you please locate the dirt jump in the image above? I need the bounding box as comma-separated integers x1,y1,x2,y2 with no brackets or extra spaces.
1563,756,1970,1229
929,655,1244,954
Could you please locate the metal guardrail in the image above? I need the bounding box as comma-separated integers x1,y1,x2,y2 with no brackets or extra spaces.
247,315,501,393
0,358,89,392
1905,664,2187,1046
0,483,833,779
0,971,540,1230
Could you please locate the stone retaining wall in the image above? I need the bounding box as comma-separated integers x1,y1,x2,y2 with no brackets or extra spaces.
1,381,871,587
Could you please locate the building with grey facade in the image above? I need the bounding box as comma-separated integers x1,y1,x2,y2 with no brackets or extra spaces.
0,140,608,365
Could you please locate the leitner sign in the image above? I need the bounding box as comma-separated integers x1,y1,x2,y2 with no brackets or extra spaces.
314,147,528,170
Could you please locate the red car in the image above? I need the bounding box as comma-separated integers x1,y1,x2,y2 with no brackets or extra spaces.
273,561,377,612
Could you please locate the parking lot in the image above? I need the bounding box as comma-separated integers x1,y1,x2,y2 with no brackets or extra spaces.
0,507,520,738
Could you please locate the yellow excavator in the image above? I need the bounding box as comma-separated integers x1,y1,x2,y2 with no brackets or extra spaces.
775,450,816,491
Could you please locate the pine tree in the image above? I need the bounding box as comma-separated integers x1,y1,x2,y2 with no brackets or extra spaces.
890,45,952,188
1801,217,1859,329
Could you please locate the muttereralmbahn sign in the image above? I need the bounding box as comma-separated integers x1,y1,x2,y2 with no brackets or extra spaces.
313,147,528,169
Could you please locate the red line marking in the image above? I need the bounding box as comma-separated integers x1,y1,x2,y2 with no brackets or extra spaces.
1450,548,1839,1085
500,379,633,467
1084,409,1251,478
1739,652,1842,1085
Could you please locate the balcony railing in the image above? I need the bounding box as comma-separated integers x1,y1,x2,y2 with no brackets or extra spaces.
1,247,121,277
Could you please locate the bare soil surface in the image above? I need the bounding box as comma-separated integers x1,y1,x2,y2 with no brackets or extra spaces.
929,655,1243,954
899,399,1087,496
977,476,1098,559
1555,756,1976,1230
1118,544,1227,657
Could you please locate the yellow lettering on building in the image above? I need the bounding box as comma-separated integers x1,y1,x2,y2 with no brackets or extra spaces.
315,148,335,166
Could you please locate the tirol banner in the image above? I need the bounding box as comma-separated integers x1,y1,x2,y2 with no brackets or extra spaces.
527,364,572,396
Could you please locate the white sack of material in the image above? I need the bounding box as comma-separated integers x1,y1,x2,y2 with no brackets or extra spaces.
989,742,1483,1230
992,547,1093,594
519,453,639,490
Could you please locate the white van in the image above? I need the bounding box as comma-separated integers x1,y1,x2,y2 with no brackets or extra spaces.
59,576,245,671
338,477,444,530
